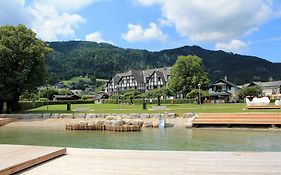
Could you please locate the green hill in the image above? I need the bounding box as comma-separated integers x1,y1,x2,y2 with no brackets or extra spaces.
45,41,281,85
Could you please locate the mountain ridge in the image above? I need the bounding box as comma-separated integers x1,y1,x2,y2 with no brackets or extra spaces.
45,41,281,85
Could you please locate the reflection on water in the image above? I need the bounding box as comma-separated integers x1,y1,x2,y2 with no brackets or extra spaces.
0,125,281,151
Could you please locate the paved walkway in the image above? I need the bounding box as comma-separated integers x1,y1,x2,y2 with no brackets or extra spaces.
19,148,281,175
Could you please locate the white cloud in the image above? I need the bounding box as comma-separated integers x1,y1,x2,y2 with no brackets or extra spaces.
35,0,99,12
135,0,163,6
0,0,30,25
28,2,85,41
85,31,114,44
121,22,167,42
0,0,100,41
215,39,248,52
156,0,273,42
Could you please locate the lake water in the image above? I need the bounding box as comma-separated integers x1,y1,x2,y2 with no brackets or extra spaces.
0,126,281,151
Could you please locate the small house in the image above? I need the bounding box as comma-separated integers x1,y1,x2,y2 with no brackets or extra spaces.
208,78,240,103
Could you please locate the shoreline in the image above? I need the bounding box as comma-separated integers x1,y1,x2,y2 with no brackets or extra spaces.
2,117,281,131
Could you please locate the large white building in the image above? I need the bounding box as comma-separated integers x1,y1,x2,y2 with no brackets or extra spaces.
105,67,171,95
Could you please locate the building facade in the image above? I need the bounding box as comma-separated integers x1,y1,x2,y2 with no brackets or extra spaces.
105,67,171,95
208,78,240,103
247,81,281,98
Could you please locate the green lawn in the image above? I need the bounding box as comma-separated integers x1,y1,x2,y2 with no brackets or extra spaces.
26,103,281,115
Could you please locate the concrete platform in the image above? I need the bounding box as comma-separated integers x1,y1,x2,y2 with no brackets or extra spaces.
0,144,66,175
18,148,281,175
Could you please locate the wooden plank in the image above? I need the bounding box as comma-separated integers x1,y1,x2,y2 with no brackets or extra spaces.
0,144,66,175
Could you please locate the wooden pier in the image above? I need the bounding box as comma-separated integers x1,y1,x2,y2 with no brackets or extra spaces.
193,113,281,127
0,118,15,127
0,144,66,175
247,105,281,109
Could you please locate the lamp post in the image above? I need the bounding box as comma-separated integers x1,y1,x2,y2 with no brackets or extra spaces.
116,85,119,110
198,83,201,109
46,87,49,111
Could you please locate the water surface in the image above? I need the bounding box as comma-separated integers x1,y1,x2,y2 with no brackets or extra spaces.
0,125,280,151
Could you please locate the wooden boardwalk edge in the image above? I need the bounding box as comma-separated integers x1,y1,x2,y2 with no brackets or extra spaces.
0,147,66,175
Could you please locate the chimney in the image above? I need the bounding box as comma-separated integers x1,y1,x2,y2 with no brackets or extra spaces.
224,76,228,81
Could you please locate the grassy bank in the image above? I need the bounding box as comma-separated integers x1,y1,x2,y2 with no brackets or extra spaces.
25,103,281,115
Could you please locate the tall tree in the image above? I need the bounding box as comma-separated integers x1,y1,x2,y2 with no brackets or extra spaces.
0,24,52,113
168,55,209,98
239,86,263,99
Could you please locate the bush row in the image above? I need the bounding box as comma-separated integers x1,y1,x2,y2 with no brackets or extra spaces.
103,98,196,104
19,100,95,111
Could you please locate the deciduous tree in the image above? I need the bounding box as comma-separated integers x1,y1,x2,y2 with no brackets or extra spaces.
168,55,209,98
0,24,52,113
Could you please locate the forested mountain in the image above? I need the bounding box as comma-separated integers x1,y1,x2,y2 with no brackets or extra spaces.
45,41,281,85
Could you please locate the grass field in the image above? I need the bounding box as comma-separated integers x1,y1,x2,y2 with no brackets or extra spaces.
26,103,281,115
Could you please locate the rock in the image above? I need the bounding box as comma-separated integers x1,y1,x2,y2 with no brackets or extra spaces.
105,116,116,120
152,121,159,128
140,113,150,119
78,114,86,118
143,121,152,127
183,113,195,118
104,120,113,126
42,113,51,118
96,114,105,118
167,113,176,118
52,114,60,118
60,114,74,119
20,114,31,120
79,121,88,126
115,116,123,120
112,120,124,126
128,114,140,119
132,119,144,127
150,114,161,118
184,117,195,128
31,114,42,119
164,122,175,127
86,114,96,119
123,119,133,125
95,120,104,125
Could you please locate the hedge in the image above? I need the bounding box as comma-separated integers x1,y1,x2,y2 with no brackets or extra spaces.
104,98,196,104
19,100,95,111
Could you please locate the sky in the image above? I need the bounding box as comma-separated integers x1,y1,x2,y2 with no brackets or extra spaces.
0,0,281,62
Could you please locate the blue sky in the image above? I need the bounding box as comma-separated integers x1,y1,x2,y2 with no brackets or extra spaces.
0,0,281,62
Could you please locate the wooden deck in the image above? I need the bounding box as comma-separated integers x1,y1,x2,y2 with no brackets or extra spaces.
0,144,66,175
247,105,281,109
0,118,15,127
193,113,281,126
19,148,281,175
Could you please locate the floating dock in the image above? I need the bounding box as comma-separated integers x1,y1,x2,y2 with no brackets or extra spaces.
193,113,281,127
0,144,66,175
